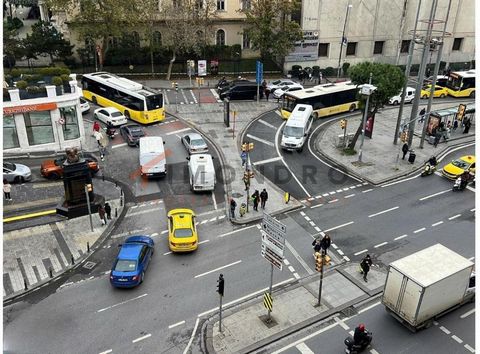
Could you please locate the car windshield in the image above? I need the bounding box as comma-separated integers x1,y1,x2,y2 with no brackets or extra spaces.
114,259,137,272
284,126,304,138
191,139,205,146
4,162,16,171
174,228,193,238
272,80,281,85
80,97,87,103
111,112,123,117
452,159,469,169
130,129,144,137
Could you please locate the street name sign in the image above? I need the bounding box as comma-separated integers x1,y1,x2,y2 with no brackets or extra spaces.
261,213,286,270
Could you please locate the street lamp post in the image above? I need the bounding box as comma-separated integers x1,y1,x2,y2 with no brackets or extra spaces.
337,3,353,79
358,74,376,163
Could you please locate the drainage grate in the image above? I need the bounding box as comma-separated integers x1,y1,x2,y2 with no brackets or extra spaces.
83,261,97,270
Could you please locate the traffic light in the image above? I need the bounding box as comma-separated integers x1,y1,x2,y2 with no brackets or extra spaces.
248,170,254,178
175,82,179,91
323,254,331,266
241,142,248,152
86,183,93,192
400,131,409,143
217,274,224,296
248,142,254,151
315,252,323,272
340,119,346,129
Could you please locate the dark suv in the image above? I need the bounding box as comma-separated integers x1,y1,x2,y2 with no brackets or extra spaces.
219,82,263,100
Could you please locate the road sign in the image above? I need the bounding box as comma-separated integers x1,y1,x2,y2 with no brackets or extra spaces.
261,245,283,270
262,213,286,240
256,60,263,84
263,292,273,311
261,213,286,270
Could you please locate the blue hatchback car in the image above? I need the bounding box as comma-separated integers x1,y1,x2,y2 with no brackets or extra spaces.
110,235,155,288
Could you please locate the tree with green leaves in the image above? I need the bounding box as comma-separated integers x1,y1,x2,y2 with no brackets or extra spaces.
241,0,303,63
3,22,24,70
346,62,406,150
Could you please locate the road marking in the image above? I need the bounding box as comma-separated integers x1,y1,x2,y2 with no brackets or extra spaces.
394,234,408,241
295,343,314,354
32,182,63,188
293,273,300,279
337,249,344,256
368,206,399,218
283,259,290,266
315,195,322,199
328,199,338,204
304,216,311,221
324,221,354,233
344,256,350,262
189,90,197,104
374,242,388,248
258,119,277,129
439,326,451,334
358,301,381,314
161,230,168,234
198,240,210,245
253,156,283,165
362,189,373,193
132,333,151,343
451,335,463,344
246,133,275,147
164,251,172,255
168,320,186,329
309,221,315,226
470,208,475,212
466,185,475,192
209,217,217,222
211,192,218,210
468,257,475,261
419,189,450,201
3,209,57,223
210,88,221,101
331,244,338,249
218,215,226,220
112,143,128,149
285,240,314,275
381,174,418,187
344,194,355,198
431,221,444,227
464,344,475,353
200,219,208,224
151,232,159,237
126,209,161,217
275,110,283,117
413,227,426,233
460,308,475,319
323,193,329,197
288,265,295,273
300,211,306,216
370,350,380,354
354,249,368,256
97,293,148,313
99,350,112,354
218,224,259,238
111,228,149,239
448,214,461,220
314,226,321,232
166,127,190,136
310,203,324,209
336,189,343,193
329,191,336,195
194,260,242,278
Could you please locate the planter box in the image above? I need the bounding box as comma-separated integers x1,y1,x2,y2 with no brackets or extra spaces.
19,89,48,99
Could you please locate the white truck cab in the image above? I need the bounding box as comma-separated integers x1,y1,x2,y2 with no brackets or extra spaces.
187,154,216,192
280,104,314,152
389,87,416,105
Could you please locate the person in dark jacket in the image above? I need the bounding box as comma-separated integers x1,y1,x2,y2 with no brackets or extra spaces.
402,143,409,160
260,189,268,209
230,198,237,219
360,254,373,282
98,205,107,225
104,202,112,220
312,238,322,253
320,234,332,254
252,190,260,211
354,323,370,346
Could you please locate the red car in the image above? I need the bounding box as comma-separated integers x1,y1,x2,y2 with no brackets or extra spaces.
41,156,99,179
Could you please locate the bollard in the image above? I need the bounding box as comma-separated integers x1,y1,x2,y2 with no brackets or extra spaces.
71,255,75,265
49,267,53,278
87,242,90,253
24,279,28,290
115,181,118,188
102,174,105,181
120,189,124,197
115,207,118,218
120,195,124,206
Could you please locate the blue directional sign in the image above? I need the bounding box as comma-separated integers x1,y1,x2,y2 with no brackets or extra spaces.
256,60,263,84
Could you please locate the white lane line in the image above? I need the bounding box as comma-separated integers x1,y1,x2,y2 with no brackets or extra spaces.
132,333,151,343
354,249,368,256
189,90,197,104
343,256,350,262
413,227,426,233
300,211,306,216
362,189,373,193
432,221,444,227
285,240,314,275
337,249,344,256
466,185,475,192
151,232,159,237
200,219,208,224
126,209,161,217
198,277,295,318
324,221,354,233
258,119,277,129
295,342,315,354
314,226,321,232
288,265,295,273
368,206,399,218
331,244,338,249
322,193,329,197
349,185,356,189
468,257,475,261
464,344,475,353
304,216,311,221
253,156,283,165
99,350,113,354
343,187,350,191
198,240,210,245
164,251,172,255
381,174,418,187
374,242,388,248
448,214,461,220
218,224,259,238
315,195,322,199
451,335,463,344
356,184,363,187
328,199,338,204
163,90,170,104
344,194,355,199
212,192,218,210
293,273,301,279
439,326,451,334
283,259,290,266
336,189,343,193
194,260,242,278
97,293,148,313
370,350,380,354
470,208,475,212
460,308,475,319
218,215,226,220
311,203,324,209
161,230,168,234
309,221,316,227
394,234,408,241
329,191,336,195
210,88,221,101
166,127,191,136
168,320,186,329
419,189,450,201
208,217,217,222
183,318,200,354
362,182,368,185
358,301,381,314
246,133,275,147
112,143,128,149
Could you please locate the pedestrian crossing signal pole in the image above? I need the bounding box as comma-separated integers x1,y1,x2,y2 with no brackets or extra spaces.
217,274,224,333
316,250,331,307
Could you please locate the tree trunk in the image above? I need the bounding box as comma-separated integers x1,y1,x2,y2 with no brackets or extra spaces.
347,120,363,150
166,53,176,81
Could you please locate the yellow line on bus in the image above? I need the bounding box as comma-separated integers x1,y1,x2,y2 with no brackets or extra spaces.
3,209,57,223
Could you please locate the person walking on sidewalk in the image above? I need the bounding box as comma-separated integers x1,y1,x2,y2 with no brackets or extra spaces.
320,234,332,254
312,237,322,253
93,121,100,136
260,189,268,209
3,179,12,201
419,108,426,123
230,198,237,219
463,117,471,134
252,190,260,211
402,143,409,160
360,254,373,282
98,205,107,225
104,202,112,220
241,151,247,167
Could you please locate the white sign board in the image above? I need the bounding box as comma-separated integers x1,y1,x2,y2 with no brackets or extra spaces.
198,60,207,76
261,214,286,270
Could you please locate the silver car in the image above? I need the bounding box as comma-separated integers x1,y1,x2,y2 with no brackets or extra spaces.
181,133,208,154
3,162,32,183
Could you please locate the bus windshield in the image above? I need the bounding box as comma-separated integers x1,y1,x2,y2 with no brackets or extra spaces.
446,76,462,91
283,96,297,113
146,94,163,110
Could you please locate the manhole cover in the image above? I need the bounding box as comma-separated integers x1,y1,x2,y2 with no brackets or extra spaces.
231,192,243,198
83,261,97,270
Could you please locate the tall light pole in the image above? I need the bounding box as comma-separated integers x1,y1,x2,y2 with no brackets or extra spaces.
358,73,376,163
337,3,353,79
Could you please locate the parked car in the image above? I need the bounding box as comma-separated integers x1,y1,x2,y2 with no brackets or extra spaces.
93,107,128,127
273,84,304,99
219,82,262,100
79,97,90,114
442,155,476,180
110,235,155,288
421,84,448,99
3,162,32,183
424,75,449,87
167,209,198,252
120,124,146,146
181,133,208,154
217,79,251,95
41,155,99,180
267,79,296,92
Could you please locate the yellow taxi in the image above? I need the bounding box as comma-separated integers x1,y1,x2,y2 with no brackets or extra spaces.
442,155,476,180
167,209,198,252
421,84,448,99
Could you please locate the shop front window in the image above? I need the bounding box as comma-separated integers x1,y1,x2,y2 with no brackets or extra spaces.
59,106,80,140
24,111,55,145
3,114,20,149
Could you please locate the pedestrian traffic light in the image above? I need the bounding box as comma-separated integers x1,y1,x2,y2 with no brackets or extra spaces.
315,252,323,272
323,255,331,266
86,183,93,192
248,142,254,151
171,82,175,88
175,82,178,91
217,274,224,296
241,142,248,152
340,119,346,129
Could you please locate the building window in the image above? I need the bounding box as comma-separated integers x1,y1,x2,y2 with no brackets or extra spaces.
217,0,225,11
3,114,20,149
346,42,357,56
153,31,162,47
318,43,329,57
400,40,410,53
59,106,80,141
24,111,54,146
242,33,250,49
452,38,463,51
216,29,225,46
242,0,251,10
373,41,384,54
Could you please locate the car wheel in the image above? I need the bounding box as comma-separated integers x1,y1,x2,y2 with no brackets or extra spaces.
440,93,446,98
124,110,130,119
313,112,319,119
93,113,98,120
141,271,145,284
13,176,23,184
393,100,399,105
469,91,475,98
92,96,97,105
49,172,60,180
349,104,356,112
422,95,427,99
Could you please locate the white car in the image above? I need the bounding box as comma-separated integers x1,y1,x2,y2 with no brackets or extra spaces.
93,107,128,126
79,97,90,114
267,79,296,92
389,87,416,105
273,84,304,99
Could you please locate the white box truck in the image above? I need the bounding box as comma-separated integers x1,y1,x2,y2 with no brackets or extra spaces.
187,154,216,191
382,244,475,332
139,136,166,178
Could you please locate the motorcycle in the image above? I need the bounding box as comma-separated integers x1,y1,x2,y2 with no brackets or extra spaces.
421,163,436,177
106,127,116,139
452,176,468,191
344,331,372,354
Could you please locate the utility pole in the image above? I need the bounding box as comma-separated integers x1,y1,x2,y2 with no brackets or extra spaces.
358,73,376,163
84,184,94,232
242,141,254,213
337,3,353,78
217,274,224,333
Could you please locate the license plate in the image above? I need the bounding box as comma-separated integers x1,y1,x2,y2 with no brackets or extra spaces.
118,279,128,282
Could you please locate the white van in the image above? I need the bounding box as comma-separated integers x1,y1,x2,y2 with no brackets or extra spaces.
139,136,166,178
389,87,416,105
187,154,216,191
280,104,314,152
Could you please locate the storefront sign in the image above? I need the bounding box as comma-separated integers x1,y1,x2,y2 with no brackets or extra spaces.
3,102,57,115
198,60,207,76
285,30,319,62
